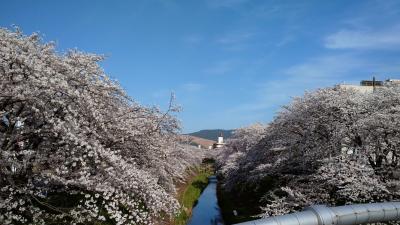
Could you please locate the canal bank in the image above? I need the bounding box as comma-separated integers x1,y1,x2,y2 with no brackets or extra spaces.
187,175,223,225
171,158,228,225
172,160,215,225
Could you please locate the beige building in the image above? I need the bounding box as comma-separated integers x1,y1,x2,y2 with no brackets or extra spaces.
336,78,400,93
337,84,375,93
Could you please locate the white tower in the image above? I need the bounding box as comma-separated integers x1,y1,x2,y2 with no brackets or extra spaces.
218,136,223,144
213,132,225,148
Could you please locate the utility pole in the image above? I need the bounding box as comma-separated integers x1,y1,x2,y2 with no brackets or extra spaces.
373,76,376,92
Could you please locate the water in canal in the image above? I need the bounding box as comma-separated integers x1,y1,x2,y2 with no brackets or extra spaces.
187,175,224,225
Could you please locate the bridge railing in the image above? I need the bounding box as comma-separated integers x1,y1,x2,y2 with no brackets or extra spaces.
234,202,400,225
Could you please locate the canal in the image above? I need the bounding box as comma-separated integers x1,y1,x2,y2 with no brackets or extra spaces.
187,175,224,225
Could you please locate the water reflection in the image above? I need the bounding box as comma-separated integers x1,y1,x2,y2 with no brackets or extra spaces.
187,175,224,225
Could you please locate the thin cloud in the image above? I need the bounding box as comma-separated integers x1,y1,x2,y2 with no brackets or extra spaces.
181,83,204,92
325,26,400,50
215,31,257,51
216,31,254,44
284,54,366,78
227,54,373,117
276,34,296,47
204,60,238,75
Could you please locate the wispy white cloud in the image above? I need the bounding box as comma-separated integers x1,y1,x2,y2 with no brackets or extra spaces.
204,0,400,129
325,26,400,50
215,31,256,51
216,31,254,44
276,34,296,47
181,83,204,92
225,54,372,117
284,54,366,78
204,60,239,75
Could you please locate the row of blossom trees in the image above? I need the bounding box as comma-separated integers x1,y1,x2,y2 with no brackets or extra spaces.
217,84,400,218
0,28,205,225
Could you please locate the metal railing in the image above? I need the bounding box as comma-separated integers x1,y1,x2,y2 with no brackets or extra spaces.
235,202,400,225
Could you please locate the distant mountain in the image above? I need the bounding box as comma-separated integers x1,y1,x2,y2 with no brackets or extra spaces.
187,129,234,141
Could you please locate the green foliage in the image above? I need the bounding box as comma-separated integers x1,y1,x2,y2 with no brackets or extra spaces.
202,157,216,165
174,163,214,225
217,176,277,224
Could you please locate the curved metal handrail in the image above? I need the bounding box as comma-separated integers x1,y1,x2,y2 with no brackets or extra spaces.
235,202,400,225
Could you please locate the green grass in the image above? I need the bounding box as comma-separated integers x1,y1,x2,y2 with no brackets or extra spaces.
173,162,214,225
182,171,210,208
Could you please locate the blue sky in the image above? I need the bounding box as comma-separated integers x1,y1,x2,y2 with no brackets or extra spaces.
1,0,400,133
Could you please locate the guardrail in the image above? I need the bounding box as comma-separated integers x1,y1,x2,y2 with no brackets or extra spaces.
234,202,400,225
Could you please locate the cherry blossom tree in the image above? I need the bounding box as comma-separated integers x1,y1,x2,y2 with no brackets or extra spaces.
354,86,400,176
0,27,204,225
216,123,267,190
217,84,400,218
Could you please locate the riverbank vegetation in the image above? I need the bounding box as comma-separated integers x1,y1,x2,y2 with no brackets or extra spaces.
0,28,206,225
173,160,214,225
217,85,400,222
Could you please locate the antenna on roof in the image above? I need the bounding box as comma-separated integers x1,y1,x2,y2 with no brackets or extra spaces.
373,76,376,92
